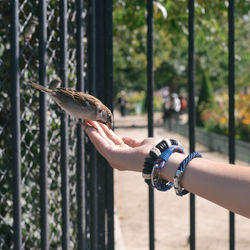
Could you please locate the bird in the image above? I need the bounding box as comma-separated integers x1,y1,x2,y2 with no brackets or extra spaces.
31,82,113,129
48,78,62,89
23,18,39,41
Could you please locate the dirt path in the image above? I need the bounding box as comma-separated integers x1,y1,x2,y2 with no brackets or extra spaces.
113,112,250,250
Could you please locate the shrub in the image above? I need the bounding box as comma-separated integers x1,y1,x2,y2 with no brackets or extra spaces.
201,92,250,142
196,71,215,126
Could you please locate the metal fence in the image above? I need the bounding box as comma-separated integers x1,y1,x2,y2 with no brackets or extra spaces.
146,1,237,250
1,0,113,249
0,0,239,250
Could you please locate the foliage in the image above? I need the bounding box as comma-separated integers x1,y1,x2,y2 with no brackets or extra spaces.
113,1,250,96
125,91,163,114
200,92,250,142
154,94,164,112
126,91,146,114
196,70,215,126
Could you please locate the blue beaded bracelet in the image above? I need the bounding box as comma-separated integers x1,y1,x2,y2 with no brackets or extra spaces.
151,145,184,191
174,152,202,196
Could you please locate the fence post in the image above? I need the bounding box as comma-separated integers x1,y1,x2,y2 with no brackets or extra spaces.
10,1,22,249
95,1,108,247
188,1,196,250
87,0,98,248
228,0,235,249
87,0,115,248
76,0,86,249
104,0,114,249
147,1,155,250
59,0,69,249
38,0,48,249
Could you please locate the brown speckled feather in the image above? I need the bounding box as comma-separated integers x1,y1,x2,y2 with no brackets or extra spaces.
53,88,100,109
31,83,113,128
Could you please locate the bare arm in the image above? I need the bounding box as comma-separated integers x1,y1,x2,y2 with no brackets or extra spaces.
85,122,250,218
162,153,250,218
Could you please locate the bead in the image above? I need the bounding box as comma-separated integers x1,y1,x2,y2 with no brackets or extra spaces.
149,147,161,158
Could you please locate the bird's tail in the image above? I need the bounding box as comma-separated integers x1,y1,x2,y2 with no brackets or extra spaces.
30,83,52,93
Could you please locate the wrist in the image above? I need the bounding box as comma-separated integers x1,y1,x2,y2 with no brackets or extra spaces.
160,152,187,182
142,138,182,187
151,145,184,191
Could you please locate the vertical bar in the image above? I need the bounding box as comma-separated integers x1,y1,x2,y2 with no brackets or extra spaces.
228,0,235,249
88,0,98,248
39,0,48,249
76,0,86,249
10,1,22,249
104,0,114,249
95,1,106,248
59,0,69,249
188,1,195,250
89,0,96,94
147,1,154,250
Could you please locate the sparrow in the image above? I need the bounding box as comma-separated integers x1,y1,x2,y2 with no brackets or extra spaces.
48,78,62,89
30,82,113,129
23,18,39,40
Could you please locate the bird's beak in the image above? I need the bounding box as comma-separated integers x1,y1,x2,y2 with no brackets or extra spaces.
107,120,113,130
97,119,113,129
98,110,113,129
107,115,113,130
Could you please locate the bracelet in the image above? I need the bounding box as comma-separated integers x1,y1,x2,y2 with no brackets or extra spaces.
149,138,180,159
174,152,202,196
143,138,180,185
142,138,181,187
151,145,184,191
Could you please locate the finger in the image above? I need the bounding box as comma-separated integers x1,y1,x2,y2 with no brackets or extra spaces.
85,126,113,156
82,120,97,129
85,121,115,145
99,123,124,145
88,121,116,147
89,121,108,138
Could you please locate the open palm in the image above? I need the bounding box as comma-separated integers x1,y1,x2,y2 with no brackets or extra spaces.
84,121,161,172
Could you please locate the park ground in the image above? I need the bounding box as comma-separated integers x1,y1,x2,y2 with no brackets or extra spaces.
113,110,250,250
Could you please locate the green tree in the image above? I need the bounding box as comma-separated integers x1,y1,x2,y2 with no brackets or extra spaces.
113,1,250,96
196,70,215,126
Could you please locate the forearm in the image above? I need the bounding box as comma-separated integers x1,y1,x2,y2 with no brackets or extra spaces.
161,153,250,218
85,124,250,218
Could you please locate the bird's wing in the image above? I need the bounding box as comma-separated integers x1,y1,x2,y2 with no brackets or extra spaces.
73,92,101,109
55,88,99,109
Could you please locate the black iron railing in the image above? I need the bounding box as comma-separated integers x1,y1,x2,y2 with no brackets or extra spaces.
228,1,235,249
6,0,113,249
188,1,196,249
147,1,155,250
59,1,69,249
0,0,241,249
10,1,21,249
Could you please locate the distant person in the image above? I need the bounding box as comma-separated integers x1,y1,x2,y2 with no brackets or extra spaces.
171,93,181,113
118,90,127,117
162,89,171,122
167,93,181,128
179,95,187,113
163,92,181,128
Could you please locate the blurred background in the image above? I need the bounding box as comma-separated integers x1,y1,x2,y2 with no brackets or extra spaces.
113,1,249,143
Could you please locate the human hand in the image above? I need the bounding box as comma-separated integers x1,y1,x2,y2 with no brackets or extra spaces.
84,121,161,172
